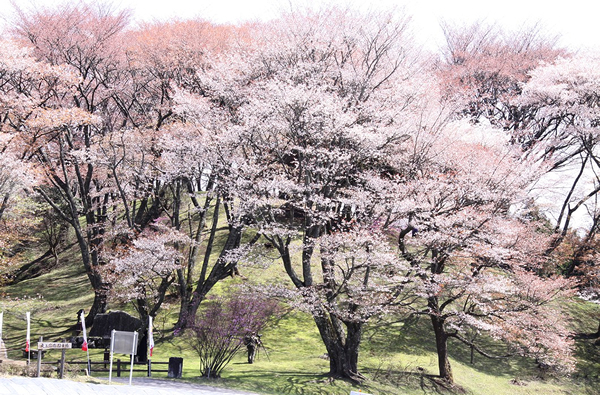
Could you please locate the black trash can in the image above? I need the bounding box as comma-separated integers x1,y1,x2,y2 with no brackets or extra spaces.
167,357,183,378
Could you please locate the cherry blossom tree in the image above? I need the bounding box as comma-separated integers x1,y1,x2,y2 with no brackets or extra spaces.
0,39,63,204
438,21,565,128
160,114,262,331
103,224,190,324
0,39,77,271
512,55,600,343
125,22,264,330
8,1,134,323
178,7,426,382
517,54,600,243
0,4,580,385
391,119,576,382
6,4,239,329
194,12,577,380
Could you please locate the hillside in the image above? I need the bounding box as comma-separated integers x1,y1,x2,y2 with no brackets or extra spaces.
0,244,599,395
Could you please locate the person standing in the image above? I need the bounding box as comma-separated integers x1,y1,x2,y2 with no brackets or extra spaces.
243,332,261,364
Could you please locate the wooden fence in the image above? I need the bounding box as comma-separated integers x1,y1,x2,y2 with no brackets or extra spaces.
42,358,169,377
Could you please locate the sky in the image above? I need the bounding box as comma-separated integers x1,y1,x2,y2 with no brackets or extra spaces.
1,0,599,52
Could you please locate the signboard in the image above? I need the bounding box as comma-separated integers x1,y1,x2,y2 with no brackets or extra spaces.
112,330,138,355
109,329,138,385
36,340,70,379
38,342,72,350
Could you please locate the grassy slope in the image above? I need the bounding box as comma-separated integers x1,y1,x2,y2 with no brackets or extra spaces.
1,243,599,394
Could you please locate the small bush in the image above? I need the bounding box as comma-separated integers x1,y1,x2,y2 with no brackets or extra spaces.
188,289,281,378
0,359,55,377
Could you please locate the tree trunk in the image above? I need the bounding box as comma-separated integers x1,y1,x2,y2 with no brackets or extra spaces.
312,312,364,383
35,147,111,327
174,224,244,330
176,282,191,328
175,189,211,332
175,194,220,330
176,289,208,330
431,314,453,383
70,219,108,327
86,286,108,326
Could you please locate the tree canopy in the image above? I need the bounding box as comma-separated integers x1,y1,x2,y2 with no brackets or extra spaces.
0,1,594,386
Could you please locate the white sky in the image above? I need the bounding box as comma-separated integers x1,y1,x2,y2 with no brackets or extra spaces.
2,0,599,52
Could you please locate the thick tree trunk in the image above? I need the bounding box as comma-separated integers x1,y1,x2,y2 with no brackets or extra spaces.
312,313,364,383
86,286,108,326
431,314,453,383
275,230,365,383
176,284,192,328
71,220,108,327
176,289,209,330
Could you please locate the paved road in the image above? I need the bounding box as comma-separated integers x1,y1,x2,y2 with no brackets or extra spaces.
0,376,261,395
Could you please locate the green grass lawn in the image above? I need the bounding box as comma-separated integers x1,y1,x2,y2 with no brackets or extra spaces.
1,245,599,395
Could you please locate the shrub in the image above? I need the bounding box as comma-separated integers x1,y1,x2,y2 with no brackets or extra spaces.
188,289,280,378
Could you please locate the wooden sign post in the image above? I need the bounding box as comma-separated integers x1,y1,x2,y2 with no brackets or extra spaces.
37,340,72,378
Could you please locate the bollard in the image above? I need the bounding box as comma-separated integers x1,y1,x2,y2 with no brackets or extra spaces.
167,357,183,378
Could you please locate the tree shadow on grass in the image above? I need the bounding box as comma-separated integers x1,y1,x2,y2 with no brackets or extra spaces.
363,315,555,394
365,315,436,357
446,336,529,376
364,313,600,395
570,336,600,388
368,314,539,374
222,368,468,395
362,362,470,395
220,371,356,395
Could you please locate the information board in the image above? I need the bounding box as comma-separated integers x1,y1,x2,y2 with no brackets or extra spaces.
109,329,138,385
112,330,137,355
